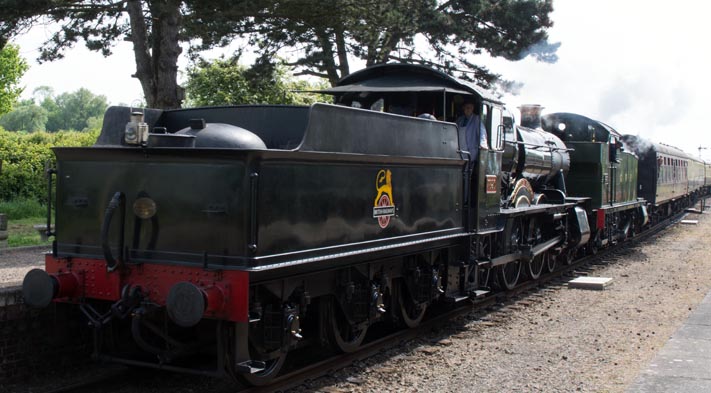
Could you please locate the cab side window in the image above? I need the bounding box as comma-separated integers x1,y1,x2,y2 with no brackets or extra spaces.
491,107,504,151
481,105,490,149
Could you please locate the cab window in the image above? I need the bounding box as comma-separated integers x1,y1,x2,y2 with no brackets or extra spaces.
491,106,504,151
481,105,490,149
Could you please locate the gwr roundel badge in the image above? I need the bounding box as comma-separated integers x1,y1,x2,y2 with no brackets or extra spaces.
373,169,396,228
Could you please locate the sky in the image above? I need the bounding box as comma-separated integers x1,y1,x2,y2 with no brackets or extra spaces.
11,0,711,159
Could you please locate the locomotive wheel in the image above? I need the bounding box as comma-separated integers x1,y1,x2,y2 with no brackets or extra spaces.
499,219,523,290
498,261,521,290
561,248,575,265
398,284,427,328
545,252,556,273
588,232,601,255
528,254,545,280
239,350,287,387
476,237,492,288
628,216,637,238
479,267,491,289
328,303,368,353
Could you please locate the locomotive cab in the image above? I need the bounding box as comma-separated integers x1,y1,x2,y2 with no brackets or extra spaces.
322,63,507,233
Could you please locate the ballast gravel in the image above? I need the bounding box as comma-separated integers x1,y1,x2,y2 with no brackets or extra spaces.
301,209,711,393
4,208,711,393
0,246,46,287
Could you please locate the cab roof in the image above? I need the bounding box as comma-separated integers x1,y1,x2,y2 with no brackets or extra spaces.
321,63,503,104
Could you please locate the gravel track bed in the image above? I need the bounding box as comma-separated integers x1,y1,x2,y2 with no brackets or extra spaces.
0,246,47,288
300,212,711,393
6,212,711,392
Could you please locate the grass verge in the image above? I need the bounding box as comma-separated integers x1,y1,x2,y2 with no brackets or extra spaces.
6,217,52,247
0,198,47,219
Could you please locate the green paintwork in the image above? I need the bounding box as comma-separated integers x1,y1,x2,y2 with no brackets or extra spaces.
565,142,638,209
475,149,503,232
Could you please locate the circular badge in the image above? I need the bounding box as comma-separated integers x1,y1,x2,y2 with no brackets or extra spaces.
377,194,392,228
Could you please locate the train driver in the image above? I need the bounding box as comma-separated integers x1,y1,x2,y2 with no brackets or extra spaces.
456,100,488,161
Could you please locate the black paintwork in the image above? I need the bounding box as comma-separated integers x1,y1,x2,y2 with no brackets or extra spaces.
54,104,466,271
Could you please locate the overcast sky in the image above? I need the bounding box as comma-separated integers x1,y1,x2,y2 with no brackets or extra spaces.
12,0,711,159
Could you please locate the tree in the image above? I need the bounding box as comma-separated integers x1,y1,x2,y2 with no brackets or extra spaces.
0,86,108,132
1,0,185,109
42,88,108,132
0,44,28,115
185,57,328,107
2,0,556,108
189,0,559,89
0,99,48,132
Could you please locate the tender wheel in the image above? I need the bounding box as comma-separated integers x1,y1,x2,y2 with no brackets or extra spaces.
398,284,427,328
498,261,521,290
328,302,368,353
239,350,287,387
528,253,545,280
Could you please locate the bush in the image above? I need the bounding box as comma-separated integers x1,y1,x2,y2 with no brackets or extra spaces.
0,198,46,219
0,128,99,202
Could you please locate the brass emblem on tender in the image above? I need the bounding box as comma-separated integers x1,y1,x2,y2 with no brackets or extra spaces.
373,169,395,228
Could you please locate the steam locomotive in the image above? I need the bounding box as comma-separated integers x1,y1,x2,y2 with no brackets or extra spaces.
21,63,709,385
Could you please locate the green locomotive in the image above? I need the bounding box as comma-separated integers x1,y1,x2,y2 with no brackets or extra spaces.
542,113,647,252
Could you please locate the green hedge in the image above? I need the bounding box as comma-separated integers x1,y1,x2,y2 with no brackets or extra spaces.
0,128,99,202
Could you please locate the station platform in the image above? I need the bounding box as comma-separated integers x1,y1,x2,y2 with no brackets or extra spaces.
627,290,711,392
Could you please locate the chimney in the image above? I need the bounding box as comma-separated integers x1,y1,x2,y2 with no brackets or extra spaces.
519,104,544,129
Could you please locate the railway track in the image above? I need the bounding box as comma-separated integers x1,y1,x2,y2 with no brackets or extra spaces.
240,206,702,393
29,205,703,393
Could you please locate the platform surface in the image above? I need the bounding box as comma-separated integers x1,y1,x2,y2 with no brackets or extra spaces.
627,291,711,392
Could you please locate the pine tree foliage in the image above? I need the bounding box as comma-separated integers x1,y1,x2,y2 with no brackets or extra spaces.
1,0,557,108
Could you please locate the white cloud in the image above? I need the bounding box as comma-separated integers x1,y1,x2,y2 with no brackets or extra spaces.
484,0,711,158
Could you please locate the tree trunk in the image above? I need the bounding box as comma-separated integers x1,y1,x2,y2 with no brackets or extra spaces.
126,0,183,109
314,28,341,86
334,28,350,78
150,0,184,109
